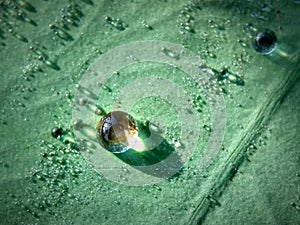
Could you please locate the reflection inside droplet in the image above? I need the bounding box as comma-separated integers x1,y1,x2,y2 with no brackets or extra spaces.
252,29,277,55
96,111,145,153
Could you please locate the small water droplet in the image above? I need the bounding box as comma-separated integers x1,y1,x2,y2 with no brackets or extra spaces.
252,29,277,55
104,16,127,31
73,119,84,130
51,127,64,139
291,202,300,211
162,47,180,60
141,20,153,30
16,0,37,13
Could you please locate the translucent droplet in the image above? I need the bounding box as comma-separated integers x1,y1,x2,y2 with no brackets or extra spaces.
104,16,127,31
16,0,37,13
162,47,180,60
96,111,140,153
252,29,277,55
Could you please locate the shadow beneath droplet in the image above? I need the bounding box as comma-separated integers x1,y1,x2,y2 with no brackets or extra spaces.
167,166,185,180
77,123,97,143
44,59,60,71
81,0,94,5
115,138,183,179
76,85,99,101
14,32,28,42
17,1,37,13
74,7,84,18
27,18,38,26
116,140,174,166
0,29,5,40
56,29,74,41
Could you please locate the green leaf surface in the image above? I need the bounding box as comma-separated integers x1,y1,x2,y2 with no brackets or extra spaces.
0,0,299,224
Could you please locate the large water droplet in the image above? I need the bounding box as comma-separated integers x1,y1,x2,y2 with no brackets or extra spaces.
96,111,140,153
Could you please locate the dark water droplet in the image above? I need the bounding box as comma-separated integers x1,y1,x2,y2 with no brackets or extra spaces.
219,68,229,79
81,0,94,5
51,127,64,139
252,29,277,55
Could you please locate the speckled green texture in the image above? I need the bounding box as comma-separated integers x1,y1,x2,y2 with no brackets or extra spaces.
0,0,299,225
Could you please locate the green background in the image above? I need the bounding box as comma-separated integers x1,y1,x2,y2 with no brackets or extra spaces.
0,0,299,224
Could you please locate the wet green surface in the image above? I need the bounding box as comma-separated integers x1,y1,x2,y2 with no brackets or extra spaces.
203,77,300,225
0,0,299,224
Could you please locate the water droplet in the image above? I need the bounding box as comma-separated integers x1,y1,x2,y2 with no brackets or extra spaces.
54,28,74,41
96,111,139,153
237,39,247,47
44,59,60,70
51,127,64,139
252,29,277,55
291,202,300,211
245,23,256,32
219,68,229,79
73,119,84,130
162,47,180,60
9,28,28,42
206,195,221,207
141,20,153,30
104,16,127,31
16,0,37,13
78,97,88,105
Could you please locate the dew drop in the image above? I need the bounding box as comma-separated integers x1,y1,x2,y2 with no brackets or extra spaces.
16,0,37,13
141,20,153,30
162,47,180,60
96,111,139,153
51,127,64,139
104,16,127,31
291,202,300,211
73,119,84,130
252,29,277,55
